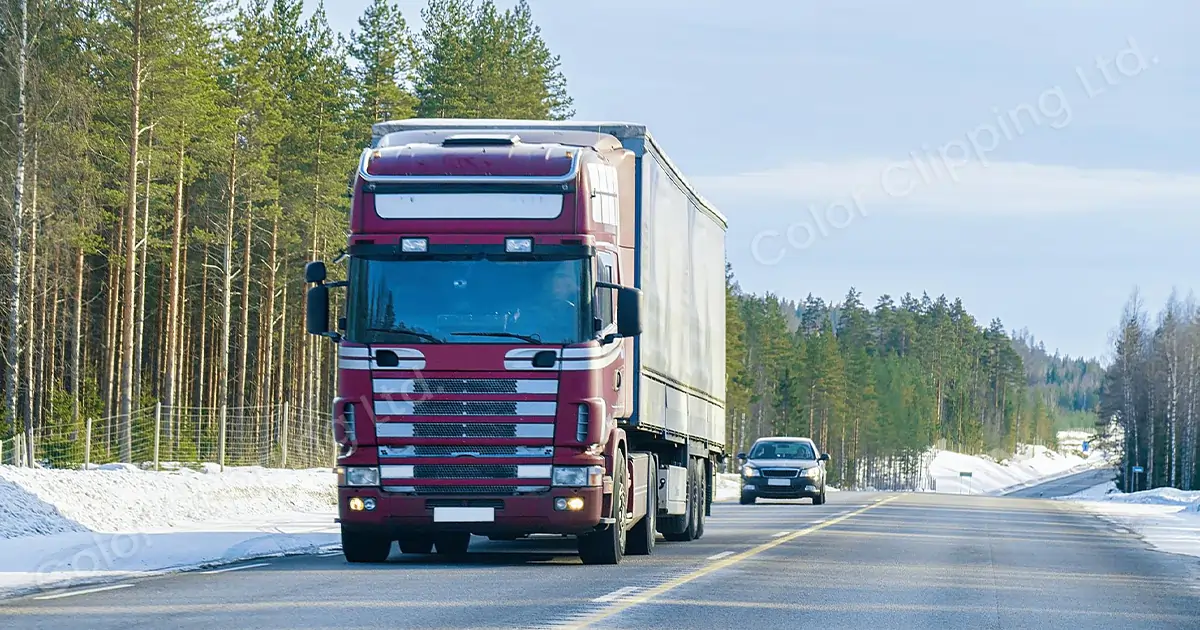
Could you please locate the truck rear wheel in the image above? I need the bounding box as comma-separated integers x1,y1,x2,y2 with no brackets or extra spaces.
694,460,706,540
661,458,699,542
626,454,656,556
578,450,627,565
341,529,392,563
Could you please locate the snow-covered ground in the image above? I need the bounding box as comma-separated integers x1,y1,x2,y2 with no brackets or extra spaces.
1055,482,1200,561
0,464,338,598
930,444,1113,495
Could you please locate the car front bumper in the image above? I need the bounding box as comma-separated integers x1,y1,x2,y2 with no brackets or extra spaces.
741,476,823,498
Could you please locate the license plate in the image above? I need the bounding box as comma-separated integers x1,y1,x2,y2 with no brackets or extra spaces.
768,478,790,486
433,507,495,522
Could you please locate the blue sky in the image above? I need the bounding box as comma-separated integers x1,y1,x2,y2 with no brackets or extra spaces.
304,0,1200,362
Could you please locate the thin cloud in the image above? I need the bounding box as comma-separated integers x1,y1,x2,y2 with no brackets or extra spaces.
696,159,1200,214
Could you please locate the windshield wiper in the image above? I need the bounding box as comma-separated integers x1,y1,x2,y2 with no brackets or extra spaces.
367,327,445,343
449,331,543,344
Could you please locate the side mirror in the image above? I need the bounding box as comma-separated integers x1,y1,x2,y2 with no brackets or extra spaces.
819,453,830,462
307,284,331,336
737,453,747,461
305,260,327,284
615,286,643,337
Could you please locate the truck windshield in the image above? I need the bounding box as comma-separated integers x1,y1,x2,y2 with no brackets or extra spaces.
348,257,588,345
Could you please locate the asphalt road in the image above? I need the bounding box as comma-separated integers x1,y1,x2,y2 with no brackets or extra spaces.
3,486,1198,629
1003,466,1117,499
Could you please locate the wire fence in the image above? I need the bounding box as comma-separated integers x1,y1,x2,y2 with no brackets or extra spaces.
1,402,335,471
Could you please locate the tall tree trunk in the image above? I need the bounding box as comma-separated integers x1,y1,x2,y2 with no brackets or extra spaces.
24,139,39,455
236,200,253,438
118,0,145,462
71,246,84,428
134,126,154,409
218,132,238,460
163,138,186,445
5,0,29,465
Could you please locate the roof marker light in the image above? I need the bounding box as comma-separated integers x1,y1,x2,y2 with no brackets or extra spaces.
506,238,533,253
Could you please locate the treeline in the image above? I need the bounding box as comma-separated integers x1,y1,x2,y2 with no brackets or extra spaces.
724,264,1100,488
1012,330,1104,431
0,0,571,465
1101,290,1200,492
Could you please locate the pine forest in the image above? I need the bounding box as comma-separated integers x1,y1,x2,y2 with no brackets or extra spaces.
1,0,1158,494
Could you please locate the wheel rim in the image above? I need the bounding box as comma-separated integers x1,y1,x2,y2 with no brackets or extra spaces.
616,465,627,551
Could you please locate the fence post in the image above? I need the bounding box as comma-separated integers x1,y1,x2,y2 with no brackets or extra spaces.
15,432,23,467
153,401,162,471
280,401,290,468
84,418,93,469
218,404,227,472
0,438,4,465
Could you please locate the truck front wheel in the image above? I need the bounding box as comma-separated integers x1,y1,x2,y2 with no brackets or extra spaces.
578,451,627,565
341,528,392,563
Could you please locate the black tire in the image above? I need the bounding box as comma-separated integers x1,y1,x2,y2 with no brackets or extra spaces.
579,450,628,565
398,535,434,554
433,532,471,557
812,486,826,505
626,454,656,556
662,458,699,542
341,529,392,563
694,460,706,540
740,491,756,505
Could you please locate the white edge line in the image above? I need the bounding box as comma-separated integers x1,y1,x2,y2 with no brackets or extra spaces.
199,562,271,575
591,586,642,602
706,551,736,560
33,583,134,600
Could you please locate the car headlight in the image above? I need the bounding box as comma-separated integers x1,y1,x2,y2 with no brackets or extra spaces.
552,465,604,487
742,465,759,477
803,467,821,478
342,466,380,486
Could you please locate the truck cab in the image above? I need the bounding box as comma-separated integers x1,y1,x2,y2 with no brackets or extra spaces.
306,119,726,565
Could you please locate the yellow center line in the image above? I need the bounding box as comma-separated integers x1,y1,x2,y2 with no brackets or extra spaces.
563,495,901,629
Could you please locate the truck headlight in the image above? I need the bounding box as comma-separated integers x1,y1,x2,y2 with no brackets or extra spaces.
742,465,759,477
342,466,380,486
552,465,604,487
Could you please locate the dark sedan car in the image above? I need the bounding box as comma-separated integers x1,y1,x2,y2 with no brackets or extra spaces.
738,437,829,505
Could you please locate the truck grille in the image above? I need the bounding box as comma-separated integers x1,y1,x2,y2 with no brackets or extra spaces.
380,445,553,458
410,485,550,496
413,464,519,479
412,378,520,394
412,400,518,416
762,468,800,478
412,422,525,438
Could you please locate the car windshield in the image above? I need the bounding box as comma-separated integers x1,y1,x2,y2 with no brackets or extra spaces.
749,441,816,460
347,256,588,345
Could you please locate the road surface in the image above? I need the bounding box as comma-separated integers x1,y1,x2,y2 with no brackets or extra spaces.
2,487,1197,629
1003,466,1117,499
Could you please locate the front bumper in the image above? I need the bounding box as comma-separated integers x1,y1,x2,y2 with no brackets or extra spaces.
337,486,606,536
741,476,823,498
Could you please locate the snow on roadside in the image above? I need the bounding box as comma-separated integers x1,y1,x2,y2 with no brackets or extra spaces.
1055,482,1200,561
929,444,1105,495
0,464,337,598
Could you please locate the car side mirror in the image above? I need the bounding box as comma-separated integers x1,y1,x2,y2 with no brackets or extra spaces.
819,453,830,462
737,453,747,461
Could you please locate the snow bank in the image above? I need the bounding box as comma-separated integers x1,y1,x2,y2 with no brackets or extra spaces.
929,444,1103,495
1056,482,1200,560
0,464,338,598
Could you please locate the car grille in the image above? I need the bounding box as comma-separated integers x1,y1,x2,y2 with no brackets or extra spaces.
761,468,800,478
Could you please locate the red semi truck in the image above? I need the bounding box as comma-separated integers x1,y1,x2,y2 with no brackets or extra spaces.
305,119,728,565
